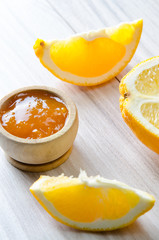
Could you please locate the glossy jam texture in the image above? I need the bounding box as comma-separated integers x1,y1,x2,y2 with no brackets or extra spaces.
0,90,68,139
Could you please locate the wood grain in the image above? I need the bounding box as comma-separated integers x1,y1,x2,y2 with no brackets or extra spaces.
0,0,159,239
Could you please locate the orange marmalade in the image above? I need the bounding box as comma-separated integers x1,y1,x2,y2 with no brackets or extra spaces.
0,90,68,139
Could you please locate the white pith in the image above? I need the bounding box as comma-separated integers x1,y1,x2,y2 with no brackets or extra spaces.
30,170,154,230
123,56,159,136
41,19,142,85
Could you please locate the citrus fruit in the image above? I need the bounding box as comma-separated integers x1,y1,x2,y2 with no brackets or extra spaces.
120,56,159,154
33,19,143,86
30,170,154,231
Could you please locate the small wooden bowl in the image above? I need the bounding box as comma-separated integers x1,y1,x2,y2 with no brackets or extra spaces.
0,86,78,171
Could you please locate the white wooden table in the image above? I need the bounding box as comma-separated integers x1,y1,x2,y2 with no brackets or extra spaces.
0,0,159,239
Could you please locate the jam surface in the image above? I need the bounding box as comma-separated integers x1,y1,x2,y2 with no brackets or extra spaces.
0,90,68,139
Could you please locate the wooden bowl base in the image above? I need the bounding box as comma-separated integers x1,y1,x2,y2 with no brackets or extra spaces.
6,147,72,172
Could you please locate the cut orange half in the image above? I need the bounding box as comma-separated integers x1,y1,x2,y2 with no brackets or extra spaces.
30,170,154,231
120,56,159,154
33,19,143,86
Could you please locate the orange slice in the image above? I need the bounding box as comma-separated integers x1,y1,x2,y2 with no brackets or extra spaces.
30,170,154,231
33,19,143,86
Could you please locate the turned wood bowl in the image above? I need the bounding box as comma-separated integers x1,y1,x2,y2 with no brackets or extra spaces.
0,86,78,168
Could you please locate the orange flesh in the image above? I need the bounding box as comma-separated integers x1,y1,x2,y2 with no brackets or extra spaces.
0,90,68,139
51,37,126,77
43,182,139,222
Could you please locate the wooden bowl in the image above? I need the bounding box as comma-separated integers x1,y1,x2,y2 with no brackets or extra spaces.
0,86,78,168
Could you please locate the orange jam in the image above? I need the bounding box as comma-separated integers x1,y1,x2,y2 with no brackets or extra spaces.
0,90,68,139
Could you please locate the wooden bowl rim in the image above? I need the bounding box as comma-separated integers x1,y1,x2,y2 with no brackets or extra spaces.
0,85,77,144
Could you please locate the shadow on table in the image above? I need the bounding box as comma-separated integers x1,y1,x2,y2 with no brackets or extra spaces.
76,78,117,92
60,221,150,239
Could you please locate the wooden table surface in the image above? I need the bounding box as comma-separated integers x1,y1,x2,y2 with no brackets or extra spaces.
0,0,159,239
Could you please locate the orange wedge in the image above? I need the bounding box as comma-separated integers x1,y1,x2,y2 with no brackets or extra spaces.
34,19,143,86
30,170,154,231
